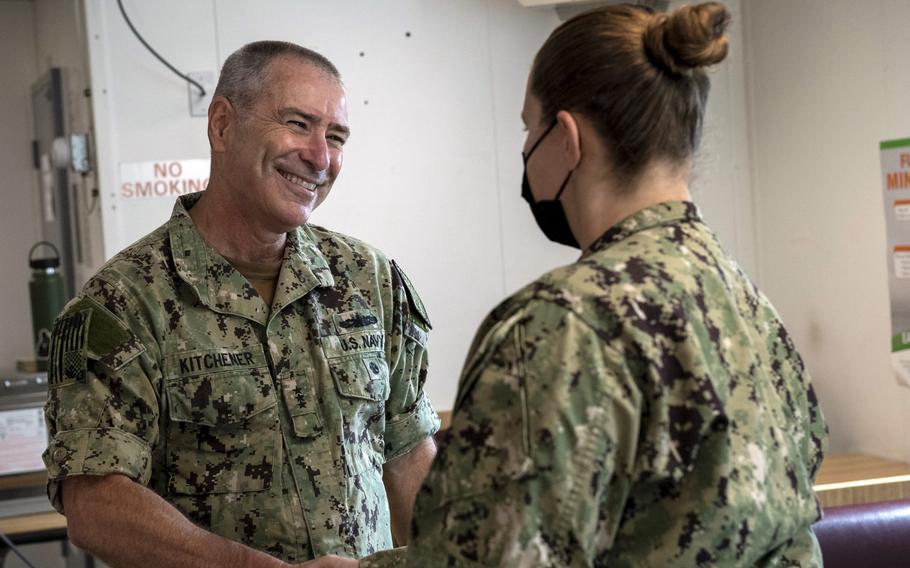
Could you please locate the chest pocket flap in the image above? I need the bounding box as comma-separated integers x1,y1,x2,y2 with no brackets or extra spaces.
320,309,389,402
165,345,275,426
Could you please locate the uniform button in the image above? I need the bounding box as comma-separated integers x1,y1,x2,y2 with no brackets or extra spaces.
53,448,66,461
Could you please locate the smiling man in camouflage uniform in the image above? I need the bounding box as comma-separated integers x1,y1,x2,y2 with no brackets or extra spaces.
42,41,439,568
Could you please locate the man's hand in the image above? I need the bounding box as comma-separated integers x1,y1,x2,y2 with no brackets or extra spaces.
297,555,358,567
383,436,437,544
61,474,289,568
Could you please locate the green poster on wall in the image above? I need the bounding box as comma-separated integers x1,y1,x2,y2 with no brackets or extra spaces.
881,138,910,387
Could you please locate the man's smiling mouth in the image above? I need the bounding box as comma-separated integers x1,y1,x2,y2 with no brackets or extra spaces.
278,169,319,191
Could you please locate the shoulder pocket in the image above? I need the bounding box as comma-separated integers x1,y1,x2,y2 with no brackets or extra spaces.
49,297,146,388
392,260,432,329
404,319,428,349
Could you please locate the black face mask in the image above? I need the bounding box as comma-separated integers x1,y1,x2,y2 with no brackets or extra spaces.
521,120,579,249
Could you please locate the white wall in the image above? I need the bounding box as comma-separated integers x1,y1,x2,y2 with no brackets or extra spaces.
744,0,910,459
685,0,757,278
83,0,755,410
0,1,41,367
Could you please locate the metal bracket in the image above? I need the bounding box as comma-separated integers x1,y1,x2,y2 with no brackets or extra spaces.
47,134,92,173
69,134,92,173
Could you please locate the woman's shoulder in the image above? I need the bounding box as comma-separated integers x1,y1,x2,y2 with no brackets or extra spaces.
500,239,718,344
521,250,665,308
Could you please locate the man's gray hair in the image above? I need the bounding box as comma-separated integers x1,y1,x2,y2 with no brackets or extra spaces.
213,41,340,111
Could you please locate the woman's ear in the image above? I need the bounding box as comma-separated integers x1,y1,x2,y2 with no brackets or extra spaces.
556,110,582,170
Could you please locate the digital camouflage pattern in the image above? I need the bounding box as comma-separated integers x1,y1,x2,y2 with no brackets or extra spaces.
362,201,827,568
43,193,439,562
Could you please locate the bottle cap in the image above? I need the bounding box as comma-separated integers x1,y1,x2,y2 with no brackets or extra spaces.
28,241,61,270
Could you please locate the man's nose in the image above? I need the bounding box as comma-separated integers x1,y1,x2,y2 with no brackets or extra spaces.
299,131,330,173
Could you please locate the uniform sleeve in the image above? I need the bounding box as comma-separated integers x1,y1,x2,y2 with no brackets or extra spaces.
363,301,642,567
42,275,161,513
382,260,440,461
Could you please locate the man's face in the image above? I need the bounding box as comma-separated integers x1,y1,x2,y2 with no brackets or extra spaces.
218,57,350,233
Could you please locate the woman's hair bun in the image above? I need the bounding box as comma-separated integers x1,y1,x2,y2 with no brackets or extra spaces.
643,2,731,76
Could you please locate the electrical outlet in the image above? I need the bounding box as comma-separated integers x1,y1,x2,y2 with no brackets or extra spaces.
187,71,216,117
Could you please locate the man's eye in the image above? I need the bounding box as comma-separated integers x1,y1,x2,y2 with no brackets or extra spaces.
328,135,347,146
289,120,307,129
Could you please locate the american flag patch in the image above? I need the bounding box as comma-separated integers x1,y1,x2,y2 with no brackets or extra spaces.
49,309,92,388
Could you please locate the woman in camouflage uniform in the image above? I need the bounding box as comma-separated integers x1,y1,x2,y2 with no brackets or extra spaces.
311,3,828,567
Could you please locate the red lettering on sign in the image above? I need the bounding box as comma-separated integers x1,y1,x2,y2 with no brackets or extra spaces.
888,171,910,190
120,176,209,199
153,161,184,178
135,181,153,197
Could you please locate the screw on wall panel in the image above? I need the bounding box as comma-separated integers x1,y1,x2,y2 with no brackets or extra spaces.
364,100,369,105
84,88,91,97
405,31,411,37
359,51,365,57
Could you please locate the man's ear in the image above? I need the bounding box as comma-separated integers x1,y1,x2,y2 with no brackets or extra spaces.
555,110,582,170
208,96,234,153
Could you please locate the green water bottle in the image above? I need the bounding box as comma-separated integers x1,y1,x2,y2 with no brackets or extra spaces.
29,241,67,365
